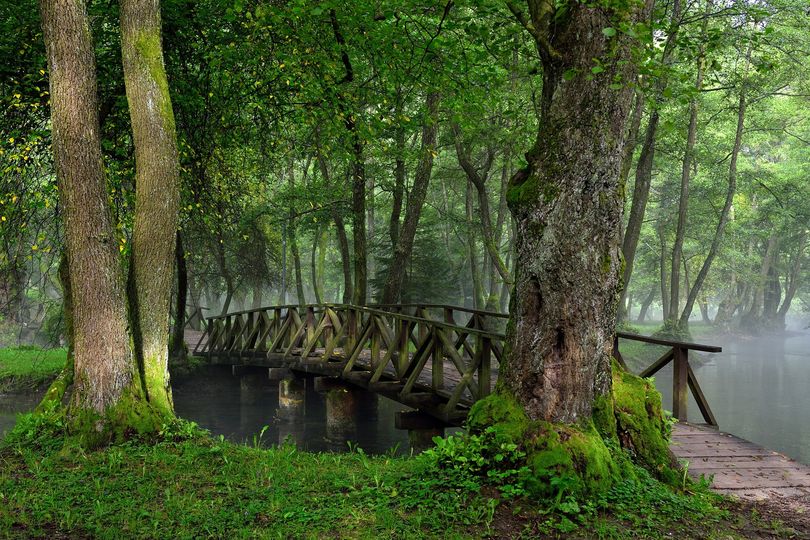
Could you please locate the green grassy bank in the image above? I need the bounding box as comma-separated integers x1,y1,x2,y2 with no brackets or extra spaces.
0,346,66,392
0,419,798,539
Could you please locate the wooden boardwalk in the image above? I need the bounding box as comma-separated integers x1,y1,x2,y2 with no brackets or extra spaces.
185,305,810,503
672,423,810,500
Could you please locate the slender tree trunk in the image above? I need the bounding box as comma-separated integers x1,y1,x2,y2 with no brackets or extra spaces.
620,0,681,319
636,288,656,323
329,10,367,305
465,183,484,309
668,0,712,323
311,226,324,304
380,91,440,304
252,284,263,309
289,219,305,306
453,127,512,285
40,0,153,437
679,83,747,327
315,152,352,303
657,221,669,320
170,232,187,361
502,0,651,422
741,233,779,330
389,100,405,250
776,232,806,327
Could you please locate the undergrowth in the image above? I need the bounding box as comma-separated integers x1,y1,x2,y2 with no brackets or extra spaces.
0,409,748,539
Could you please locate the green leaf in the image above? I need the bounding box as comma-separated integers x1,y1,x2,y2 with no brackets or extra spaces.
602,27,617,37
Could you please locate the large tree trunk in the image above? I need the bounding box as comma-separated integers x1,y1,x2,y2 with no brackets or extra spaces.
741,233,779,331
380,91,439,304
40,0,153,437
776,232,806,328
501,0,650,423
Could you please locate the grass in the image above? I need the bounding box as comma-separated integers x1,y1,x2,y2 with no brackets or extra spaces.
0,346,67,391
0,417,797,539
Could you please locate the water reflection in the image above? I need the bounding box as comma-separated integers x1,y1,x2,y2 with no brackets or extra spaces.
172,366,410,454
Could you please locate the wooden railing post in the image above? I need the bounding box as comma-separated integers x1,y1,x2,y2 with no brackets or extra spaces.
206,318,213,359
347,309,357,351
478,337,492,397
306,306,315,345
432,327,444,390
673,346,688,422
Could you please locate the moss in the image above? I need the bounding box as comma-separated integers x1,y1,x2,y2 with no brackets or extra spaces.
506,173,559,207
67,383,165,449
592,391,617,440
524,421,624,498
467,391,530,442
612,366,679,485
469,362,680,499
132,30,176,131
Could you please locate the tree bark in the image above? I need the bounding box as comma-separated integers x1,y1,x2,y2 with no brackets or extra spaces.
380,91,440,304
502,0,651,423
121,0,181,415
40,0,150,433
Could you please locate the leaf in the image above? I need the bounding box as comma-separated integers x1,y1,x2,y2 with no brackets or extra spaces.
602,27,617,37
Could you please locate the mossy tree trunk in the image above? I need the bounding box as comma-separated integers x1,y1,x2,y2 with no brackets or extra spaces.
121,0,181,417
502,0,652,423
40,0,156,440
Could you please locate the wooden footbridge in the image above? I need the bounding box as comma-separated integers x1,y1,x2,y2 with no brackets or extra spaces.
187,303,810,500
188,303,719,427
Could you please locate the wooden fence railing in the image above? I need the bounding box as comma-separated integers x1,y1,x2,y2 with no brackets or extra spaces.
194,303,721,427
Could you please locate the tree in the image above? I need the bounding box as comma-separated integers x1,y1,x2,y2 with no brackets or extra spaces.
500,0,651,422
39,0,157,441
121,0,182,416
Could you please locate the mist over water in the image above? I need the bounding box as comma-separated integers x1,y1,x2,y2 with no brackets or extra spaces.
639,323,810,465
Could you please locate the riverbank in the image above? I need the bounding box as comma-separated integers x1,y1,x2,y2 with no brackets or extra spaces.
0,421,802,539
0,346,66,392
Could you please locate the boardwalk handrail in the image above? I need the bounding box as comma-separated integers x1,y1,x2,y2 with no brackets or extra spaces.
193,303,721,427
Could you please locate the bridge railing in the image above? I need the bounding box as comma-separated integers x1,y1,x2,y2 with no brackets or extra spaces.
195,304,504,423
193,303,720,427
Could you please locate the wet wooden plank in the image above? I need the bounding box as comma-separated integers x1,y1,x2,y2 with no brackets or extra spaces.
672,423,810,499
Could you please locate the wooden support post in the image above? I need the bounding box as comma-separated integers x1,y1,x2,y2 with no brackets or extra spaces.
306,306,315,345
398,319,410,376
478,337,492,397
206,318,213,359
432,328,444,389
673,346,688,422
612,334,628,369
